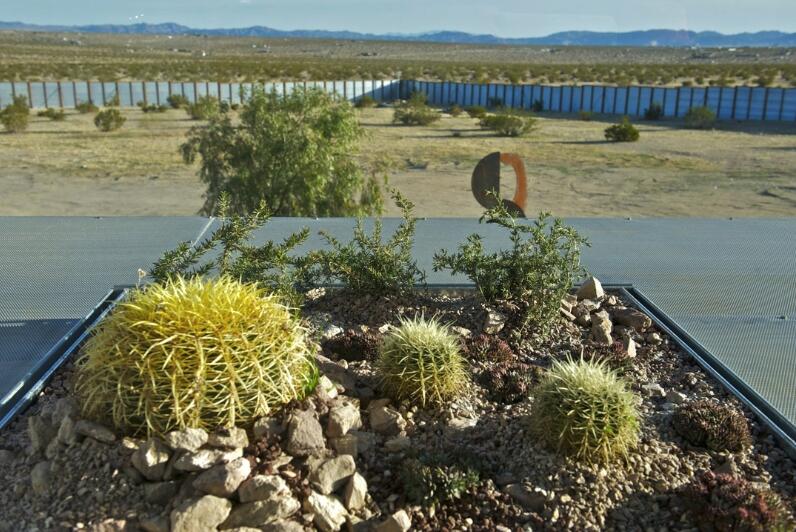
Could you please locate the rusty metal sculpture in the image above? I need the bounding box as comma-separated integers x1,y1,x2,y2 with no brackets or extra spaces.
471,152,528,217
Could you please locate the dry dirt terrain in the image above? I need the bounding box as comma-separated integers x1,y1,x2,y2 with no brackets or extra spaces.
1,107,795,218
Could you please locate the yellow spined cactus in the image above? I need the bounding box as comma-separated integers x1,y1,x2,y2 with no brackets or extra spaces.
74,276,317,435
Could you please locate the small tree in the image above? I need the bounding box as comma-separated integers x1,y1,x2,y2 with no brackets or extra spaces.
604,117,640,142
181,86,381,217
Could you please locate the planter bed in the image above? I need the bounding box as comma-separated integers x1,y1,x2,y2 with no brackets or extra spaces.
0,283,793,531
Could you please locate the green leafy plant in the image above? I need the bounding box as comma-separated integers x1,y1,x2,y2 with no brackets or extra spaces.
74,276,318,435
682,471,795,532
672,400,751,452
401,453,480,508
531,358,640,463
604,117,640,142
479,111,536,137
182,86,380,217
393,92,441,126
37,108,66,121
311,189,425,297
377,315,469,407
531,99,544,112
684,106,716,129
355,95,377,108
93,108,126,132
150,196,312,306
434,201,587,335
1,96,30,133
644,102,664,120
187,95,220,120
465,106,487,119
75,101,99,114
167,94,190,109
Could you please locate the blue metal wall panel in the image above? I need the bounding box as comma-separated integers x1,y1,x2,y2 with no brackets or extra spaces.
781,89,796,121
550,86,561,111
603,86,616,114
748,88,766,120
735,87,751,119
766,89,784,121
705,87,721,115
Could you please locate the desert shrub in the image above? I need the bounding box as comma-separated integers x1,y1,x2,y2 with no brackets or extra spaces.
150,196,312,306
479,111,536,137
93,108,126,132
672,400,751,452
74,276,318,435
106,94,120,107
311,189,425,297
433,201,587,335
167,94,190,109
377,315,469,407
355,95,377,108
531,99,544,112
75,101,99,114
684,106,716,129
7,95,30,115
401,453,480,508
682,471,795,532
187,95,220,120
578,110,594,121
465,105,487,119
393,92,441,126
38,108,66,121
487,97,503,109
447,104,463,117
322,329,381,362
531,358,640,462
1,102,29,133
644,102,664,120
219,100,231,114
605,117,640,142
479,361,542,405
182,86,380,217
140,103,167,113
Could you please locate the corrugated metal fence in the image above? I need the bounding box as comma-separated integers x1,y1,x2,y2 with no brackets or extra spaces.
2,79,796,121
406,80,796,121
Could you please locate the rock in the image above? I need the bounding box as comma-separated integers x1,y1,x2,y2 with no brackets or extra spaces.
642,383,666,398
575,312,592,327
384,436,410,453
304,491,348,532
44,437,63,460
75,420,116,443
56,415,78,445
646,332,663,345
375,510,411,532
132,438,172,481
28,414,57,454
577,276,604,300
451,326,472,338
140,514,169,532
144,481,181,504
309,455,356,495
329,434,358,457
222,496,301,528
611,307,652,332
560,308,576,321
665,390,687,404
51,397,77,426
368,405,406,436
87,518,127,532
591,311,613,345
253,417,285,440
343,473,368,511
238,474,289,503
164,428,208,452
261,521,305,532
504,484,546,512
327,402,362,438
30,460,52,495
193,457,251,497
173,448,243,472
350,430,376,459
285,409,326,457
170,495,232,532
482,308,506,334
0,449,15,464
207,427,248,450
323,324,344,340
316,375,339,401
620,335,637,358
315,354,358,391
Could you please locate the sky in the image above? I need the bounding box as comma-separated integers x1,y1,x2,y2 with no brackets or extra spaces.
4,0,796,36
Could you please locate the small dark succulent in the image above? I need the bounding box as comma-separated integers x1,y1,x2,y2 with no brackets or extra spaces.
322,329,381,362
400,453,481,508
479,362,544,404
682,471,795,532
672,400,751,452
466,334,516,365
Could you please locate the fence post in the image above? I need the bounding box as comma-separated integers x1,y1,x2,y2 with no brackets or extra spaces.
717,88,723,118
600,86,606,113
72,81,77,105
155,82,160,106
57,81,63,108
624,88,630,115
612,86,618,114
217,82,222,103
688,87,694,109
731,87,738,119
10,81,16,100
42,82,48,108
580,85,585,110
181,82,185,98
129,82,134,106
115,81,120,105
101,82,107,105
86,81,92,106
662,88,668,117
26,81,34,107
168,81,173,97
747,87,753,120
674,87,681,117
193,81,198,103
778,89,786,121
703,87,709,107
762,87,770,121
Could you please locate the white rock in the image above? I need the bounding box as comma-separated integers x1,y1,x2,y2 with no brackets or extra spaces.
164,428,208,452
304,491,348,532
238,474,289,503
170,495,232,532
207,427,248,450
74,420,116,444
620,335,637,358
343,473,368,511
482,308,506,334
375,510,411,532
193,457,251,497
173,447,242,472
577,276,604,300
368,405,406,436
222,496,301,528
326,402,362,438
323,325,344,340
384,436,410,453
642,383,666,398
132,438,172,481
253,417,285,440
591,311,613,345
316,375,339,401
666,390,687,404
309,455,356,495
285,409,326,457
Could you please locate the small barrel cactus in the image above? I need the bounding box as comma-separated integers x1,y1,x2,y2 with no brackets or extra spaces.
672,399,751,452
531,358,640,462
74,276,317,435
377,316,469,407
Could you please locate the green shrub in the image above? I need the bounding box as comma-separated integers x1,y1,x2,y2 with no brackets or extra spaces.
487,97,504,109
684,106,716,129
605,117,640,142
37,108,66,121
682,471,795,532
531,99,544,112
465,106,487,119
1,105,29,133
479,111,536,137
434,202,587,335
106,94,120,107
187,95,220,120
393,92,441,126
447,104,463,117
7,95,29,115
672,400,751,452
644,102,664,120
531,359,640,462
74,276,318,435
182,86,380,217
93,108,126,132
75,101,99,114
401,453,480,508
377,315,469,407
355,95,377,108
311,189,425,297
167,94,190,109
578,110,594,121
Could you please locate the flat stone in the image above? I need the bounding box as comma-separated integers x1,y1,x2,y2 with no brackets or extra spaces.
170,495,232,532
193,457,251,497
132,438,172,481
221,496,301,528
577,276,604,300
504,484,546,512
315,354,357,391
611,307,652,332
368,405,406,436
323,325,344,340
144,480,181,504
173,448,243,472
238,474,289,503
261,521,305,532
164,428,208,452
140,514,169,532
285,409,326,457
304,491,348,532
343,472,368,511
316,375,339,401
309,455,356,495
51,398,77,426
326,402,362,438
207,427,249,450
31,460,52,495
28,414,57,454
375,510,411,532
329,434,358,457
384,436,410,453
75,420,116,444
57,415,78,445
642,383,666,398
253,417,285,441
646,332,663,345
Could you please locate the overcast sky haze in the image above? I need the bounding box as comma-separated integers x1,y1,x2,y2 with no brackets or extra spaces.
5,0,796,36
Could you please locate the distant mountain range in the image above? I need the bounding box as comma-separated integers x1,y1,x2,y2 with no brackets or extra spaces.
2,21,796,47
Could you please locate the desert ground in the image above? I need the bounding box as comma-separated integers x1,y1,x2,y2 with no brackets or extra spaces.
1,106,795,218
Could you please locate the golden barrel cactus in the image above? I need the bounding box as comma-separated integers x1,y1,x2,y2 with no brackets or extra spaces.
74,276,317,435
